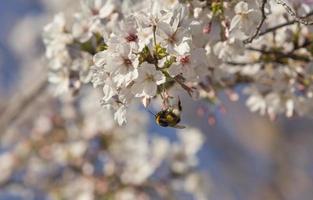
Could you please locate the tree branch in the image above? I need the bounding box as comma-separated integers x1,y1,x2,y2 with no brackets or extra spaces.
244,0,268,44
275,0,313,25
259,10,313,37
226,61,260,66
247,47,311,62
0,79,48,134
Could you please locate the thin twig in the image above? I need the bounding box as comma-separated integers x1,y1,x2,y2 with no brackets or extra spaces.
259,10,313,37
247,47,311,62
275,0,313,25
0,79,48,134
226,61,261,66
259,20,295,36
244,0,268,44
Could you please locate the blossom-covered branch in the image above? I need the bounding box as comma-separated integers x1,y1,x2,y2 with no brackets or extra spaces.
244,0,268,44
42,0,313,125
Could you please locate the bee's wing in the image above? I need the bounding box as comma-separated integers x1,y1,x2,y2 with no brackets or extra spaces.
173,124,186,129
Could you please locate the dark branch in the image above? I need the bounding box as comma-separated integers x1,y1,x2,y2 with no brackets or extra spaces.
259,10,313,37
247,47,311,62
226,61,260,66
0,79,48,134
244,0,268,44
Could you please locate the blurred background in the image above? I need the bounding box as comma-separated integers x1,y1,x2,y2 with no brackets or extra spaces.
1,0,313,200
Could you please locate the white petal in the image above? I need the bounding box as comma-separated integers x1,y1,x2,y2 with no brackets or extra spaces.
131,82,145,97
93,51,107,66
155,71,166,85
114,106,127,125
102,84,116,101
157,21,173,39
99,2,115,18
235,1,248,14
230,15,241,31
168,64,182,77
143,82,157,97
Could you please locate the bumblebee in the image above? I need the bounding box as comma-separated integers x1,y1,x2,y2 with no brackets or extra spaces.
155,99,185,129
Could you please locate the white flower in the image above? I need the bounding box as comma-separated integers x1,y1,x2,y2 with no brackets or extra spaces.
135,2,169,28
156,4,191,52
213,37,244,61
245,88,284,117
170,128,204,174
168,46,207,81
80,90,116,135
184,173,210,200
178,128,204,157
81,0,120,19
246,92,267,115
131,63,165,98
93,49,108,67
43,13,73,47
72,52,93,83
114,104,127,125
157,21,191,52
136,26,154,50
90,64,108,87
0,152,15,184
102,43,139,87
230,1,261,38
102,76,117,102
48,69,70,95
114,16,139,45
72,14,94,42
121,157,155,185
43,13,73,70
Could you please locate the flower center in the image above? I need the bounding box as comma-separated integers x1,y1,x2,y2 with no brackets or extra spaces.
125,33,138,42
91,9,99,16
123,58,132,67
167,34,176,44
179,55,190,65
145,74,155,82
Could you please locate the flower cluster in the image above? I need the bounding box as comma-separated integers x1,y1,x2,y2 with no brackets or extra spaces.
43,0,313,124
2,1,210,198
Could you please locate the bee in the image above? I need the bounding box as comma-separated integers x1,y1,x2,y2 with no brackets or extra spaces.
154,98,186,129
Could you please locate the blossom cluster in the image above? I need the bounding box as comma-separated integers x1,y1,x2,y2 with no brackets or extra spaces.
43,0,313,124
1,1,211,198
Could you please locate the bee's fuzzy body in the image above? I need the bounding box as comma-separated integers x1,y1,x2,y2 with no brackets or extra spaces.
154,99,185,129
155,109,181,127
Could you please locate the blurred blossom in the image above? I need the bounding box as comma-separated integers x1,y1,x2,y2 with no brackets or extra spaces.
0,152,15,184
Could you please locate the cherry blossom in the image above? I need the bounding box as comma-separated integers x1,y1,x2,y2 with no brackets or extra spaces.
41,0,313,124
131,63,166,98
